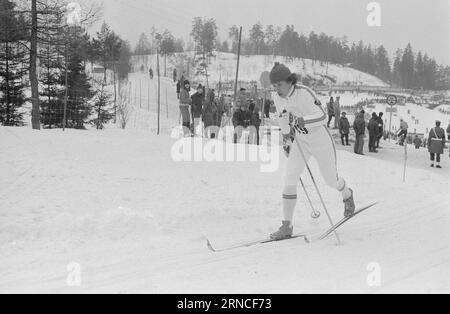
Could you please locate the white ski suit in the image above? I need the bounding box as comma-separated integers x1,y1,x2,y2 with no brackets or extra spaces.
273,85,348,194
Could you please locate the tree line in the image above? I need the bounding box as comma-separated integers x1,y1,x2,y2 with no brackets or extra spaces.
0,0,133,129
134,19,449,91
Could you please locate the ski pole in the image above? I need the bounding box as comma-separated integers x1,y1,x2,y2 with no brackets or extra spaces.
299,176,321,219
294,136,341,245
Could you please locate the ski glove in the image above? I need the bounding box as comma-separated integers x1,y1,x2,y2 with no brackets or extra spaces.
279,111,291,135
283,133,293,158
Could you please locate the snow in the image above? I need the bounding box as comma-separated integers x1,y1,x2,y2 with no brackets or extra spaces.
2,53,449,293
1,124,449,293
133,52,388,87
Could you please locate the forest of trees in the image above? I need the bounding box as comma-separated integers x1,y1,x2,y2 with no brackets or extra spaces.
0,0,133,129
222,23,449,91
1,3,449,128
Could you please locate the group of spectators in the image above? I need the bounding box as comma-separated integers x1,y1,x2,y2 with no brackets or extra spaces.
350,111,385,155
232,89,262,145
178,80,226,138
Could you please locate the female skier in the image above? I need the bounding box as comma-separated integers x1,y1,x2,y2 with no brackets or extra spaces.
269,63,356,240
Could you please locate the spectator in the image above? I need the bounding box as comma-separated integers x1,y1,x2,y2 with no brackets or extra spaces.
376,112,384,149
353,110,366,155
327,97,335,128
428,121,446,168
264,98,271,118
413,135,422,149
149,68,154,80
176,75,185,100
367,113,379,153
247,101,261,145
447,122,450,157
203,89,219,139
238,88,248,111
339,112,350,146
232,103,247,144
179,80,192,137
333,97,341,129
173,69,177,83
191,85,205,137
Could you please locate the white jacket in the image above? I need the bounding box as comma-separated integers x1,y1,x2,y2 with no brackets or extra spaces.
273,85,327,134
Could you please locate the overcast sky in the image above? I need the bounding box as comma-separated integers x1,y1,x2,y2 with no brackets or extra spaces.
87,0,450,65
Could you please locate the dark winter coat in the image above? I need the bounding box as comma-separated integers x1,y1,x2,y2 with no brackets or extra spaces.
191,92,204,118
339,117,350,135
249,111,261,128
428,127,446,154
377,117,384,137
367,118,379,136
413,137,422,148
232,109,248,128
179,88,190,105
327,101,335,116
202,91,218,127
353,113,366,136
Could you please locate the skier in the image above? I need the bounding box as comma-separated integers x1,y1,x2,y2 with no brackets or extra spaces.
149,68,154,80
268,63,355,240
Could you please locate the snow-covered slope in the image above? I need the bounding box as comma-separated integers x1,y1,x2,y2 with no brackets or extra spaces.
0,126,449,293
133,52,389,87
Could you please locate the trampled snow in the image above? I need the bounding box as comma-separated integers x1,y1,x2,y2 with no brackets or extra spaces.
0,124,449,293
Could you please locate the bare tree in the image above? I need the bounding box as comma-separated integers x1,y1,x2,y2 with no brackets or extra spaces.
116,81,133,129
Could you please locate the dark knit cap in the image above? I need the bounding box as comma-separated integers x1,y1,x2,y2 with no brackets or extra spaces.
270,62,292,84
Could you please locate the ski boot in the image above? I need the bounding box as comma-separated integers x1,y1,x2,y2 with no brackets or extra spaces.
344,189,356,218
270,221,293,240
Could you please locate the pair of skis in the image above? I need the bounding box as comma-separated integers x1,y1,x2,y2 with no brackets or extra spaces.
206,202,378,253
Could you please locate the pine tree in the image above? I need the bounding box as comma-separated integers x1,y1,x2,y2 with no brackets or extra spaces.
374,45,391,83
414,51,425,89
91,80,114,129
392,49,403,87
39,41,64,128
63,27,94,129
400,43,415,88
0,0,27,126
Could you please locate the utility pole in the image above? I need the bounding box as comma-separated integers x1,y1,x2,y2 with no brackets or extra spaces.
234,26,242,103
157,48,161,135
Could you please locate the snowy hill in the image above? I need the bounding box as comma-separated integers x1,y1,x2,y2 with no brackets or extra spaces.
132,52,389,87
1,126,449,293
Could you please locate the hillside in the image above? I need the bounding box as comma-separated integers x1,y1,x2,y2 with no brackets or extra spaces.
132,52,389,87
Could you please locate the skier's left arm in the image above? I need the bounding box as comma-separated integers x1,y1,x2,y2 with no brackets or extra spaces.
298,89,327,129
